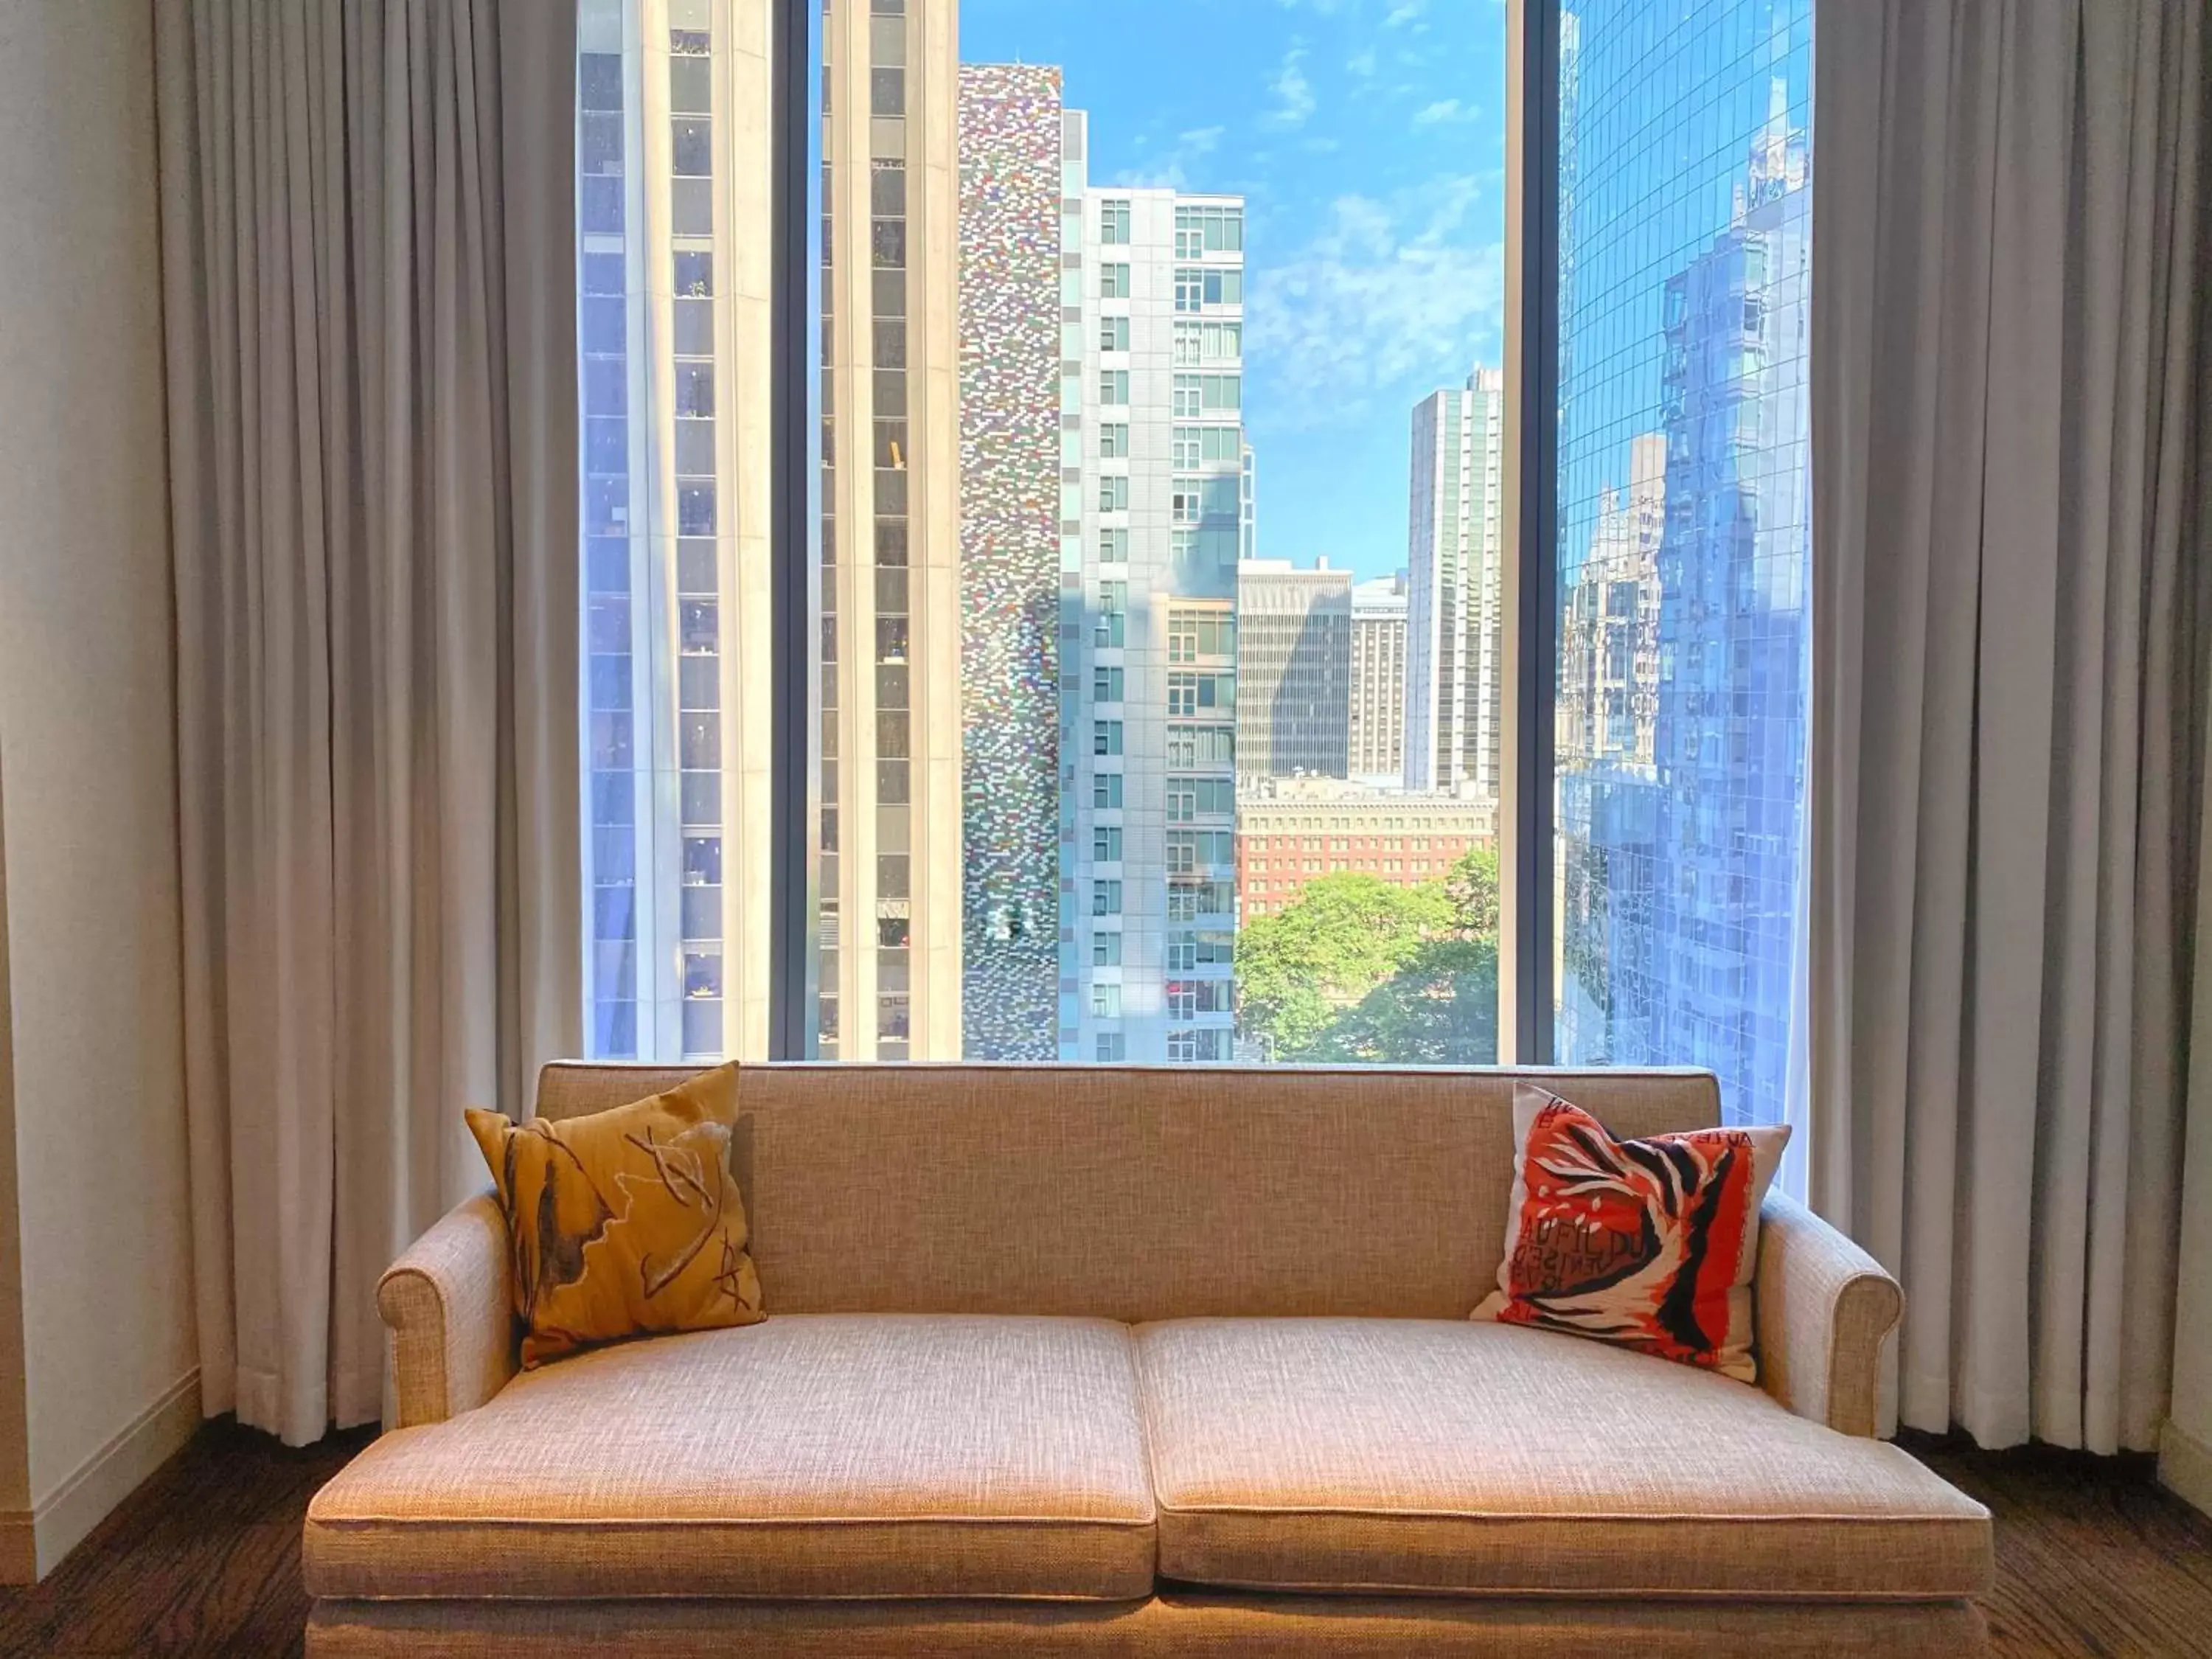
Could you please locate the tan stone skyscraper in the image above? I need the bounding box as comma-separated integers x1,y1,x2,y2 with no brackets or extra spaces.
577,0,775,1062
574,0,960,1063
816,0,961,1058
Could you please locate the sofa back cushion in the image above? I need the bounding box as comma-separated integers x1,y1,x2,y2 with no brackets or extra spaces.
533,1063,1719,1323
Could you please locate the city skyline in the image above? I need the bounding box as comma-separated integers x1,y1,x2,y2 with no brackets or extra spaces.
574,0,1505,1074
576,0,1815,1116
961,0,1510,585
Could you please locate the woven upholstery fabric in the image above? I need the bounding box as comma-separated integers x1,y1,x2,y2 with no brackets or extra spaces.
1756,1191,1903,1436
307,1315,1155,1601
385,1067,1907,1436
1136,1318,1991,1600
305,1593,1987,1657
533,1062,1720,1322
376,1192,516,1429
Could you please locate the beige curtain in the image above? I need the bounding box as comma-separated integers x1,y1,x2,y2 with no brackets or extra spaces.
1810,0,2210,1452
156,0,580,1445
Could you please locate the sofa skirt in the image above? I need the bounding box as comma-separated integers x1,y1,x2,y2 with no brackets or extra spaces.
308,1591,1987,1656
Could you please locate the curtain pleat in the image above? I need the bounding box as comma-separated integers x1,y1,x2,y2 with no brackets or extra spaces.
156,0,580,1445
1811,0,2208,1452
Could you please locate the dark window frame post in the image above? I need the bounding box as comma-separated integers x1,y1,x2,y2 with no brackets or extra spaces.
1504,0,1560,1063
768,0,820,1059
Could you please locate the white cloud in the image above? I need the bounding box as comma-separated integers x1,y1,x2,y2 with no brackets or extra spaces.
1110,125,1231,192
1412,97,1479,126
1385,0,1427,24
1346,47,1378,80
1244,173,1505,422
1266,46,1316,128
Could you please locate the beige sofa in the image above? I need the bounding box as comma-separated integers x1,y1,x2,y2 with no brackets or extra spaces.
305,1063,1991,1656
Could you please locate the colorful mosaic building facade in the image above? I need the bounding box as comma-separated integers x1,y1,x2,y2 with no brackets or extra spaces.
955,64,1065,1057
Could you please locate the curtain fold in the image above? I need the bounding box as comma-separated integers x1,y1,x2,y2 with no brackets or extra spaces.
156,0,580,1445
1810,0,2210,1452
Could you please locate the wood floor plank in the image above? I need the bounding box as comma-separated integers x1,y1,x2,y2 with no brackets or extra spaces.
0,1421,369,1658
1901,1430,2212,1658
0,1419,2205,1655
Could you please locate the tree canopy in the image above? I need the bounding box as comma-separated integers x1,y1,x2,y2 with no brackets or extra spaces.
1236,845,1502,1063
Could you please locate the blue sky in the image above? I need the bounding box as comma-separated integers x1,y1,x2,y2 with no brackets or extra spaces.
961,0,1511,583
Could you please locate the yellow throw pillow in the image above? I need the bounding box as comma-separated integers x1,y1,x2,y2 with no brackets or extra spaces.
465,1062,765,1367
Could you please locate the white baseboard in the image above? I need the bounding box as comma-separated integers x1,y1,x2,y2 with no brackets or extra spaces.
0,1368,201,1582
2161,1416,2212,1520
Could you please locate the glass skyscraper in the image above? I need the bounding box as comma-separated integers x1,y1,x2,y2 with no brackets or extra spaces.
1554,0,1814,1127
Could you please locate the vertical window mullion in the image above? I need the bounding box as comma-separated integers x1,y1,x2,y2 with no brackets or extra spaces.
1506,0,1560,1064
768,0,818,1059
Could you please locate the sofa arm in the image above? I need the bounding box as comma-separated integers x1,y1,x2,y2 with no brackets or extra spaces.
378,1191,517,1428
1755,1191,1902,1438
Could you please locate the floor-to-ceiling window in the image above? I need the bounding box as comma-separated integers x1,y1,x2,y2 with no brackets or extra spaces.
574,0,1812,1091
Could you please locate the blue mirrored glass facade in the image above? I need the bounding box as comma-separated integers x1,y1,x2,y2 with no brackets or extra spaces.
1554,1,1814,1127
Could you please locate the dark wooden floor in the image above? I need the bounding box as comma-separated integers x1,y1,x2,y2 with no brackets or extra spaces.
0,1421,2205,1656
1901,1430,2212,1658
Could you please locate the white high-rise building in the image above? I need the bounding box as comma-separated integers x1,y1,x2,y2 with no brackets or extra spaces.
1350,571,1410,787
1404,366,1506,796
1059,110,1245,1062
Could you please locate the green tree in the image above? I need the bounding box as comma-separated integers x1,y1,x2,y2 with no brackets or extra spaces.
1316,936,1499,1064
1444,844,1500,940
1234,873,1451,1060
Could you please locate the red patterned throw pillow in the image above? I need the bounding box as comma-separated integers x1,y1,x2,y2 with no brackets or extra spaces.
1473,1083,1789,1382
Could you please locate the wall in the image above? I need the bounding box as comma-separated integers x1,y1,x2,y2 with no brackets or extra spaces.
0,0,200,1579
2163,678,2212,1515
0,759,30,1577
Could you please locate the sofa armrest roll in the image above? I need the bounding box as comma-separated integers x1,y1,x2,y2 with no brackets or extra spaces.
378,1190,517,1428
1755,1191,1902,1438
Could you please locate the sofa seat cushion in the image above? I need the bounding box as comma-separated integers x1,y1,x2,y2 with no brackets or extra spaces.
1136,1318,1990,1601
307,1315,1156,1601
